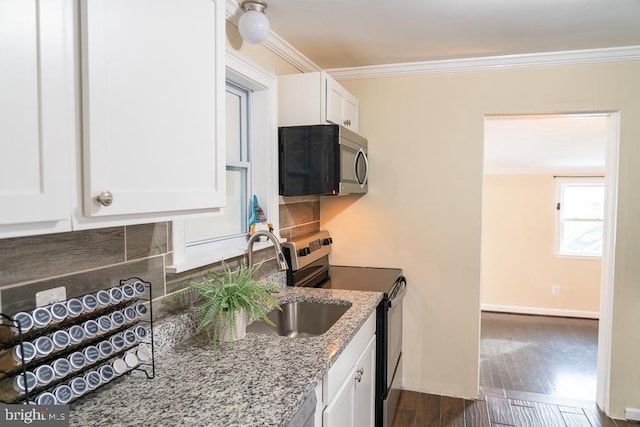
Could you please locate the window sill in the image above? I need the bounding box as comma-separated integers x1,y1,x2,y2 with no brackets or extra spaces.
555,254,602,261
166,236,286,274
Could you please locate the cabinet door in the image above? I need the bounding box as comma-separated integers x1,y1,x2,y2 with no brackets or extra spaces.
353,336,376,427
0,0,73,235
81,0,225,217
343,92,359,132
325,76,359,132
325,78,345,127
324,366,356,427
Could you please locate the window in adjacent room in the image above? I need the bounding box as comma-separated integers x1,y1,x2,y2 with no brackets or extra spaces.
556,178,605,257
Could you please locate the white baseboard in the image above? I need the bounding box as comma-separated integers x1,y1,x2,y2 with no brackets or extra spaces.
626,407,640,422
481,304,599,319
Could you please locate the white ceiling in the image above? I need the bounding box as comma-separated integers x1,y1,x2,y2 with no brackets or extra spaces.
263,0,640,69
483,114,608,175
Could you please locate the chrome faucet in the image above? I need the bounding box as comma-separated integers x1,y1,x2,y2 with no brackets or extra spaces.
247,230,289,273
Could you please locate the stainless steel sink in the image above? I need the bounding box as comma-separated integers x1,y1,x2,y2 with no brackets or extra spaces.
247,301,351,338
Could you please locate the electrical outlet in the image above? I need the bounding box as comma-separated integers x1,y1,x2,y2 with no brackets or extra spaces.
35,286,67,307
552,285,560,296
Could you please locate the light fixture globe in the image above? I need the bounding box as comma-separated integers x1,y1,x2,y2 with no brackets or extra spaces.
238,1,270,44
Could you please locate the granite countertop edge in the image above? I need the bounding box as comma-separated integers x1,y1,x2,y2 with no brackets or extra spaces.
68,286,383,426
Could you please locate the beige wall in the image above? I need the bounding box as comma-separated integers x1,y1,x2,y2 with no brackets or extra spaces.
321,60,640,418
481,174,601,314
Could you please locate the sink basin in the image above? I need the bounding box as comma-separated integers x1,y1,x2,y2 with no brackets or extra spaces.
247,301,351,338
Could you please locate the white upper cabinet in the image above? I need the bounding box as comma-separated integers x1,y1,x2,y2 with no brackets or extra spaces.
0,0,75,238
326,77,359,131
80,0,225,218
278,71,359,132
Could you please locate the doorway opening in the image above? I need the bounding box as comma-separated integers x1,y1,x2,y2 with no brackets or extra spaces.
479,112,619,408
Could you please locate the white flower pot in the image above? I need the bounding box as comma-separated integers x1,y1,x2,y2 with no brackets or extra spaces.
220,309,246,342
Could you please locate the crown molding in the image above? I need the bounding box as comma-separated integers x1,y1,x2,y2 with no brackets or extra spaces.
327,45,640,80
262,32,321,73
484,167,605,176
225,0,320,73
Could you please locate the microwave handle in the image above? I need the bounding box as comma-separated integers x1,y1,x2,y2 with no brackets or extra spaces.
354,149,369,187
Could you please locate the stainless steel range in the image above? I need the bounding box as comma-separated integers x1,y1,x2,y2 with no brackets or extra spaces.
282,230,406,427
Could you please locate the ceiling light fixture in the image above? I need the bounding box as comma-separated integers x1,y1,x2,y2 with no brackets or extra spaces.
238,1,270,44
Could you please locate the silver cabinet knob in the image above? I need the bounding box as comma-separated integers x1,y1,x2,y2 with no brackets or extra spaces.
343,119,352,126
354,367,364,382
96,191,113,207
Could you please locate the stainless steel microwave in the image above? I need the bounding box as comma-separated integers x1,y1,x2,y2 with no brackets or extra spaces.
278,124,369,196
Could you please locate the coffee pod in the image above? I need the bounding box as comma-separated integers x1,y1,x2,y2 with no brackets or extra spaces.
84,370,102,389
53,384,73,404
109,287,123,304
121,284,136,301
98,365,115,383
52,358,71,379
83,346,100,364
49,302,69,324
51,330,70,351
67,325,86,344
135,303,148,320
68,351,86,372
124,352,140,369
97,315,113,334
97,341,113,359
69,377,88,397
96,290,111,308
31,307,52,330
133,280,146,296
109,333,125,352
34,364,55,386
66,299,83,318
83,320,100,338
33,336,54,357
136,347,151,363
123,330,137,347
82,294,98,313
111,358,129,376
110,311,125,328
134,326,148,341
36,392,57,405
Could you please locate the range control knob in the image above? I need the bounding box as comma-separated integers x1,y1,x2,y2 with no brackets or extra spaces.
322,238,333,245
298,247,311,257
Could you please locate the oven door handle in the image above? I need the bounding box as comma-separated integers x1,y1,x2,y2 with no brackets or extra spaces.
387,276,406,308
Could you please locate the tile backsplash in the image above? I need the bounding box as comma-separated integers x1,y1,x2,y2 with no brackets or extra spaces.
279,196,320,241
0,198,320,321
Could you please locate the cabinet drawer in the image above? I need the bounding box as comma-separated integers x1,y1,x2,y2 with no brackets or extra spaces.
324,310,375,404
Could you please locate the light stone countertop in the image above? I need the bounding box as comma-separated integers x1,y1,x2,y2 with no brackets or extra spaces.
68,287,382,426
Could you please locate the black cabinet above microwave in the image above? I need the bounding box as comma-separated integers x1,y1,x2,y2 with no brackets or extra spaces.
278,125,369,196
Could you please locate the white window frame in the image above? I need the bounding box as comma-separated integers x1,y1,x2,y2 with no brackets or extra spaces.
168,51,279,273
555,177,605,259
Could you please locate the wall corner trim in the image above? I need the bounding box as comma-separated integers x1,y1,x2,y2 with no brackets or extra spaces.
326,45,640,80
481,304,600,319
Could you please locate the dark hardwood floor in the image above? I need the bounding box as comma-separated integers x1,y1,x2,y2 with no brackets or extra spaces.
392,312,639,426
391,389,637,427
480,312,598,400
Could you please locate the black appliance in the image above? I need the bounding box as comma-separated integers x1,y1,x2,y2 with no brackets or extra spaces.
282,230,406,427
278,124,369,196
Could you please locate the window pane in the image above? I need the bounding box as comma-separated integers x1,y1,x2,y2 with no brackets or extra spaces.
562,185,604,220
226,91,241,162
184,168,247,243
560,221,603,256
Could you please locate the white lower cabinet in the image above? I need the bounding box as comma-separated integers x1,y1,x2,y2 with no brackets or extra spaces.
321,311,376,427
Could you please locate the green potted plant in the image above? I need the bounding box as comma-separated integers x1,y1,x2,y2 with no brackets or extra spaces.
167,262,281,344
